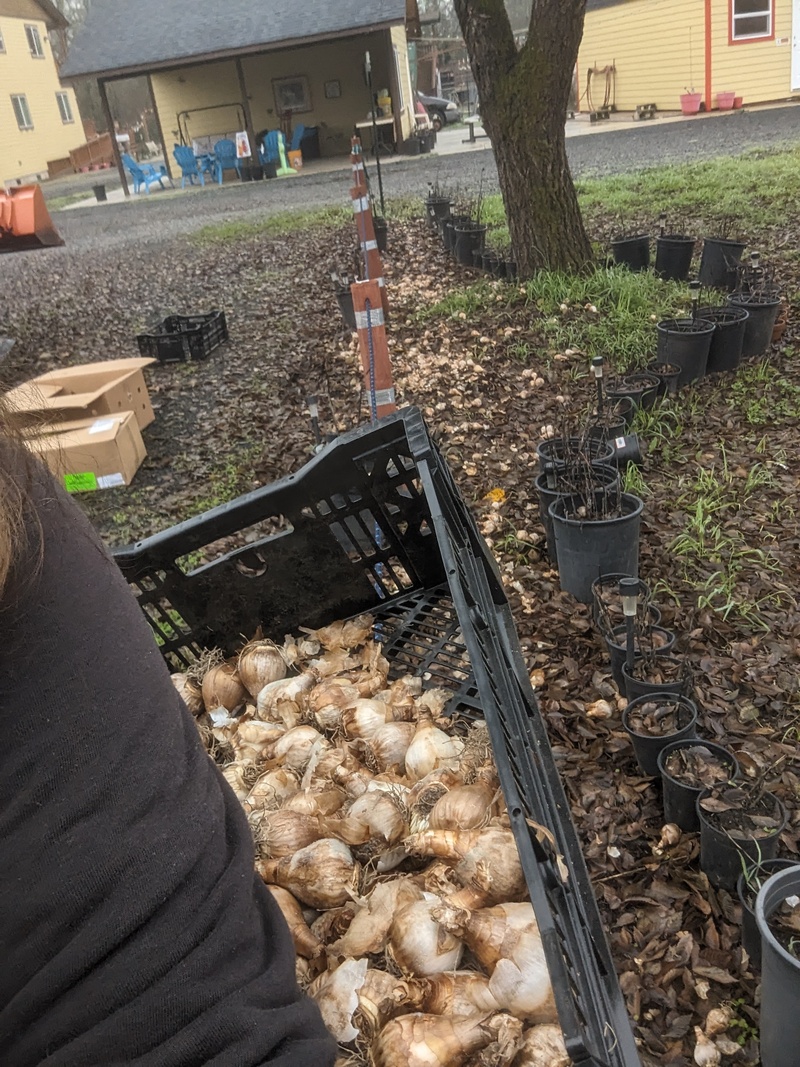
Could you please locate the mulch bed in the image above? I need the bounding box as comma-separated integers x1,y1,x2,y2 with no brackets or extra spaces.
5,206,800,1065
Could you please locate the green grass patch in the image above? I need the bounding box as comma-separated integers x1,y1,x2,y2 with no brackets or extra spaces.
576,144,800,235
193,204,351,244
727,354,800,425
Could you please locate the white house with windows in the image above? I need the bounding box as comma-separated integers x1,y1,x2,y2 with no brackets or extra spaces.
0,0,83,186
579,0,797,115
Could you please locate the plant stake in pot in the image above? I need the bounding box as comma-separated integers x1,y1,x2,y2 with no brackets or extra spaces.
756,865,800,1067
620,577,638,678
592,356,605,418
658,739,739,832
738,857,797,971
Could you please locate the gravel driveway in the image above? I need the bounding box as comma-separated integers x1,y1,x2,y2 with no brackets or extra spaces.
13,102,800,256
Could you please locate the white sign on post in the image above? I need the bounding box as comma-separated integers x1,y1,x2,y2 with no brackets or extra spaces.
235,131,252,159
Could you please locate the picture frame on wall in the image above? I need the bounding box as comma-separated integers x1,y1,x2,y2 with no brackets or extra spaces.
324,80,341,99
273,75,312,114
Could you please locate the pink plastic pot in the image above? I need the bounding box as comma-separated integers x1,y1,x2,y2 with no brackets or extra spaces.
680,92,702,115
734,95,744,109
717,91,735,111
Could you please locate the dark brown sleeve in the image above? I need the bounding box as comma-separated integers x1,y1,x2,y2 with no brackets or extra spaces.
0,455,336,1067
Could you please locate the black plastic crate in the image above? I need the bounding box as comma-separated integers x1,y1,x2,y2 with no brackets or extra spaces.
113,407,640,1067
136,310,228,364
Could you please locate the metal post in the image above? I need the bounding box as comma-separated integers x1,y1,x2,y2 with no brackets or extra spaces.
364,52,386,217
236,58,259,172
147,75,171,175
98,77,129,197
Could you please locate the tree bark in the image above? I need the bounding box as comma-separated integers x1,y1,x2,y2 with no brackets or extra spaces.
453,0,592,276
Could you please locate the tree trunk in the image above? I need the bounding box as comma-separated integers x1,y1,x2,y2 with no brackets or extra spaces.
454,0,592,276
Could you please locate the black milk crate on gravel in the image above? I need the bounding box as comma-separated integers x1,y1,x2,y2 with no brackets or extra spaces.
113,407,641,1067
136,310,228,364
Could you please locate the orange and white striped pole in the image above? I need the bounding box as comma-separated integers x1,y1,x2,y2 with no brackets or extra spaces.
351,278,396,421
350,137,389,317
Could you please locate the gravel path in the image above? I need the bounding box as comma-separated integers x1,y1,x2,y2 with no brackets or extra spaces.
12,102,800,256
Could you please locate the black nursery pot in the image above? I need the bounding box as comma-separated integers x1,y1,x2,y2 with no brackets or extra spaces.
549,491,644,604
622,653,690,701
647,361,682,397
737,858,797,971
698,789,787,890
536,436,615,468
655,234,695,282
425,196,452,229
590,397,635,439
728,291,782,359
656,318,715,384
443,214,470,252
611,234,650,272
756,865,800,1067
699,236,746,290
454,223,487,267
658,739,740,832
696,305,749,373
372,216,388,254
606,624,675,689
622,693,698,776
535,464,619,565
605,373,660,412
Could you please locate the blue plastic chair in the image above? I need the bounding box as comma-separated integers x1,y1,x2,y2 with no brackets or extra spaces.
213,139,241,184
173,144,204,188
290,124,307,152
121,153,172,194
260,130,285,164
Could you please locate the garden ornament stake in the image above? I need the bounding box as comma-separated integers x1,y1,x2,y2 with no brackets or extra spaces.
689,279,701,322
619,577,640,674
306,395,323,449
659,212,667,238
592,356,605,417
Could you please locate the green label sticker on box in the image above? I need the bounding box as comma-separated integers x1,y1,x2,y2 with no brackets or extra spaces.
64,471,98,493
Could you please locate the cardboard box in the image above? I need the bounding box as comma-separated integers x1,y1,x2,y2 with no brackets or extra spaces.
26,412,147,492
6,357,156,430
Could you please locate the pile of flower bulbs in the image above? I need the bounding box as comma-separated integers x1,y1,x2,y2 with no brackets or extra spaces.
173,615,568,1067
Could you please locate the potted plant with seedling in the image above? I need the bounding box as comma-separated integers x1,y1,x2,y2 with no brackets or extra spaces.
728,251,783,359
755,864,800,1067
655,212,696,282
610,216,650,272
548,477,644,604
587,357,642,466
597,578,673,687
453,178,488,268
621,640,693,702
591,572,661,629
535,425,619,564
680,87,703,115
658,738,740,831
697,776,787,889
737,854,797,969
425,179,452,230
622,691,698,776
698,215,746,290
655,280,715,384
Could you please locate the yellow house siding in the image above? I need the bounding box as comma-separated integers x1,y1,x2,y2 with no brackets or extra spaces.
152,28,406,175
579,0,702,113
580,0,799,112
0,12,83,185
711,0,795,103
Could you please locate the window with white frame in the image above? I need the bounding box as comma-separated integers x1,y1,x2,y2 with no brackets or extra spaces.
56,91,74,123
25,24,44,57
731,0,772,39
11,94,33,130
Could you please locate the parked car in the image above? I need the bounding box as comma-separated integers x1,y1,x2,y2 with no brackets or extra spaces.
416,91,462,131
